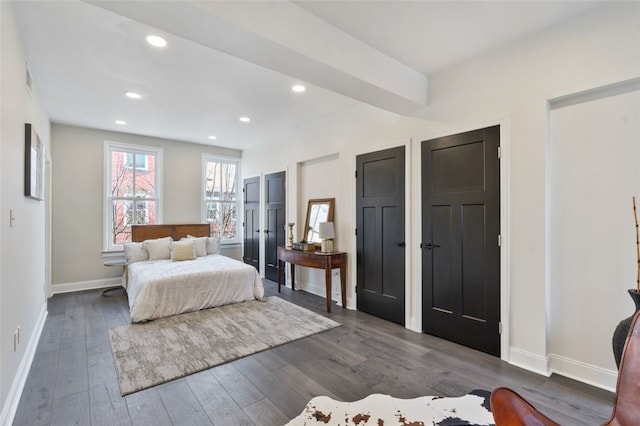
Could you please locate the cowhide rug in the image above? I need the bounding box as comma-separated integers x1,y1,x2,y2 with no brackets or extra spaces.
286,389,494,426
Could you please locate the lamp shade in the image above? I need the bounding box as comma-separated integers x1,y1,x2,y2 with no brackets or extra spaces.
318,222,335,239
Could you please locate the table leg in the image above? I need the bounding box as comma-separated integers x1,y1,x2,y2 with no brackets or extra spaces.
340,264,346,309
325,257,332,313
290,263,296,290
277,260,281,293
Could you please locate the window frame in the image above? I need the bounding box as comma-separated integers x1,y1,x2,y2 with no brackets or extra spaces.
103,141,163,252
201,154,241,245
124,152,149,170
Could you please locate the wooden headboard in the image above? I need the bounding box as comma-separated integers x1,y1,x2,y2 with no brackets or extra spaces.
131,224,210,242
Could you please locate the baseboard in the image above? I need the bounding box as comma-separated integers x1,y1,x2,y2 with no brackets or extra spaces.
549,354,617,392
509,347,618,391
508,346,551,377
294,279,342,306
52,277,121,294
0,302,47,426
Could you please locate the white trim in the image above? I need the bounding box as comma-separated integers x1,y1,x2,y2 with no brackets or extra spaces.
259,171,265,278
51,277,122,295
240,174,264,277
201,153,241,244
549,354,617,392
103,140,164,252
298,280,325,300
544,99,555,384
505,348,616,392
0,303,47,426
498,119,512,361
413,118,511,356
508,346,551,377
408,137,422,333
218,242,241,249
101,250,125,260
351,138,412,317
249,167,286,281
45,150,53,298
549,76,640,110
401,139,414,331
295,278,344,307
544,81,640,391
284,166,292,282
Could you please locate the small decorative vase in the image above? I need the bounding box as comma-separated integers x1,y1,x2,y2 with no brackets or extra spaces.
286,223,295,249
612,289,640,368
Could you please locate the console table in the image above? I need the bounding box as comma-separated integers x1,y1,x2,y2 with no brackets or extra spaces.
277,246,347,313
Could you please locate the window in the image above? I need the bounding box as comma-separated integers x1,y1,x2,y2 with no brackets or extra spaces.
203,155,239,243
104,142,163,251
123,199,150,227
125,152,148,170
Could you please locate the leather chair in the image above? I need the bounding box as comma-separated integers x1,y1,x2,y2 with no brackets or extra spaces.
490,310,640,426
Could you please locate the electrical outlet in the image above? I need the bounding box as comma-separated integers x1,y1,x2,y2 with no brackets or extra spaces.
332,270,339,277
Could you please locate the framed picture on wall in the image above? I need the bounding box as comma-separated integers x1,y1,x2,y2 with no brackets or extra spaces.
24,123,44,201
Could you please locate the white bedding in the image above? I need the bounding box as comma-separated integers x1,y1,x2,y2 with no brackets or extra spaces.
126,254,264,322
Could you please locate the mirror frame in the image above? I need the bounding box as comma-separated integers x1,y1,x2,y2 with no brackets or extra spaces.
303,198,335,246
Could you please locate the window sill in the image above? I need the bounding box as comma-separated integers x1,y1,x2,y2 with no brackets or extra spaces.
102,250,125,260
220,242,241,249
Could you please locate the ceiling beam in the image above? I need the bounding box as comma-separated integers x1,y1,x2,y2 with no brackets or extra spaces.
88,0,428,114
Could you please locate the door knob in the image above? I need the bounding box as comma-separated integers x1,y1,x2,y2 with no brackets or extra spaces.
264,229,270,234
395,241,406,247
420,242,440,250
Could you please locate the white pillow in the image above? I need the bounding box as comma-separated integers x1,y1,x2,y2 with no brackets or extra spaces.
181,236,207,257
123,242,149,264
143,237,173,260
170,240,196,261
187,234,221,256
206,237,220,255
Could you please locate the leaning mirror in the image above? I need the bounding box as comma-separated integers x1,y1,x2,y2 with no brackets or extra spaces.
304,198,335,245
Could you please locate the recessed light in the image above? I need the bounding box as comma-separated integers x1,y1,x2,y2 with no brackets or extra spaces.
208,135,217,140
292,85,306,93
146,35,167,48
115,120,127,125
239,116,251,123
125,91,142,99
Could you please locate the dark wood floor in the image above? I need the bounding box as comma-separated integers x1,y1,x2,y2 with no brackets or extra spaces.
13,280,613,426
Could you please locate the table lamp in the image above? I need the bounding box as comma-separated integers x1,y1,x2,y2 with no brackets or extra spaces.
319,222,335,253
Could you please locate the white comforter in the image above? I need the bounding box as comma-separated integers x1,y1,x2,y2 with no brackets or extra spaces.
126,255,264,322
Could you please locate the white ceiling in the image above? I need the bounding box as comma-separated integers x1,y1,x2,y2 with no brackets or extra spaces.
13,1,605,150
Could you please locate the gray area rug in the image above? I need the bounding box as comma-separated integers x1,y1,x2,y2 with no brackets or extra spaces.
108,297,340,395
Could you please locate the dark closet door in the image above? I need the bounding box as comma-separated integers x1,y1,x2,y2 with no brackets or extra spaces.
421,126,501,356
264,171,286,282
356,146,406,325
243,176,260,270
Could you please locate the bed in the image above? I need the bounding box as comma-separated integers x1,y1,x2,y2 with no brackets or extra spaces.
123,224,264,322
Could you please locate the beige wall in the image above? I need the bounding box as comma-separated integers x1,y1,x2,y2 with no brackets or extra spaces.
51,124,241,289
295,154,341,298
549,88,640,380
0,2,51,423
242,3,640,391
